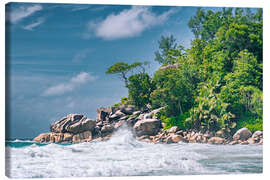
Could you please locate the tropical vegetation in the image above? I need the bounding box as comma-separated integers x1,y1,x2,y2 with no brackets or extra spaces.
107,8,263,134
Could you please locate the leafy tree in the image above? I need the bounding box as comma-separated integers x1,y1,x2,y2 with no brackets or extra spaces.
106,61,149,87
185,78,235,134
221,50,262,111
188,8,205,38
127,73,155,109
150,56,201,116
107,7,263,135
154,35,178,64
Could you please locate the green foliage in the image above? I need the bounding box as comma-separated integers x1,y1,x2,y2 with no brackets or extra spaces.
150,58,201,116
106,61,149,86
161,112,190,130
236,112,263,133
220,50,263,116
107,8,263,135
113,97,129,108
127,73,155,109
154,35,178,64
186,78,235,133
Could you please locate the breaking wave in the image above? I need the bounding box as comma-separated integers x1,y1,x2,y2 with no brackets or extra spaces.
5,124,263,178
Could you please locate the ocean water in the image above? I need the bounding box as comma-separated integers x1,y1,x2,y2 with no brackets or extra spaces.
5,125,263,178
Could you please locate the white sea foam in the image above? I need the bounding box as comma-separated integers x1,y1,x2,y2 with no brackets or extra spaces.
5,125,263,178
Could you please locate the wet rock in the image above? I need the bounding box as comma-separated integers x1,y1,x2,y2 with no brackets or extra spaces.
171,134,187,143
126,116,137,127
101,124,114,134
233,128,252,141
229,141,238,145
53,133,64,143
63,133,73,141
114,120,124,129
252,131,263,143
133,119,161,136
208,137,225,144
50,114,96,134
240,141,249,145
33,133,51,143
72,131,92,143
247,138,256,144
189,132,199,143
201,136,208,143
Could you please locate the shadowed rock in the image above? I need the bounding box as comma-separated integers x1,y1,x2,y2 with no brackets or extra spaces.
233,128,252,141
133,119,161,136
50,114,96,134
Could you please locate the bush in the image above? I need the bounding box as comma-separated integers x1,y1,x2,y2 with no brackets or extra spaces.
236,116,262,133
161,112,190,130
127,73,155,109
185,79,235,133
113,97,129,108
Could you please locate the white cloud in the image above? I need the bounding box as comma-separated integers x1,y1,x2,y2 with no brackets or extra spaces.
42,72,97,96
22,17,45,30
86,6,176,40
72,49,93,62
71,72,95,83
7,4,43,23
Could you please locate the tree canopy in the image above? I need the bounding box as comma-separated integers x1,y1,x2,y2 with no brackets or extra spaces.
106,8,263,134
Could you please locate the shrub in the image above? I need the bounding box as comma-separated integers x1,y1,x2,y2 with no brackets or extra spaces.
161,112,190,130
113,97,129,108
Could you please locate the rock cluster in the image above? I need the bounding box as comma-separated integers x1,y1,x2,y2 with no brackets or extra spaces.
34,114,96,143
136,127,263,145
33,104,263,145
34,104,163,143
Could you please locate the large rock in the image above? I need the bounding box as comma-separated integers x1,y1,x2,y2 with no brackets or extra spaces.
126,116,138,127
133,119,161,136
208,137,225,144
114,120,124,129
63,133,73,141
72,131,92,143
50,114,96,134
66,118,96,134
33,133,52,143
109,110,125,121
166,134,187,144
121,105,136,115
101,124,114,134
252,131,263,143
233,128,252,141
97,107,111,121
33,132,69,143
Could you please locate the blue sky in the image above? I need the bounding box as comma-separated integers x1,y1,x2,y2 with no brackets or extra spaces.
5,3,213,139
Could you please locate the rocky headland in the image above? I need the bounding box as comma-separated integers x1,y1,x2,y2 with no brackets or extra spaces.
33,104,263,145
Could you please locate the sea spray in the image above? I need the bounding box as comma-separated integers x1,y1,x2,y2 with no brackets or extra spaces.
6,124,262,178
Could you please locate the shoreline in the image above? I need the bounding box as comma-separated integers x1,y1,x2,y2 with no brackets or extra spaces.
32,104,263,146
